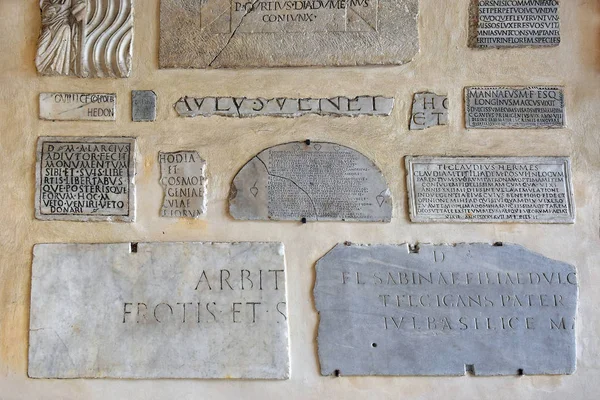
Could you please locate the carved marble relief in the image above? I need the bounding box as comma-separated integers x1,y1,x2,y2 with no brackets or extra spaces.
36,0,134,78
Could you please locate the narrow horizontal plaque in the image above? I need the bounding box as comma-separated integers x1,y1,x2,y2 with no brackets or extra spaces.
159,0,419,68
159,151,207,218
465,86,565,129
469,0,560,48
39,93,116,121
35,137,136,222
230,141,392,222
405,156,574,223
315,243,577,376
175,96,394,118
29,242,290,379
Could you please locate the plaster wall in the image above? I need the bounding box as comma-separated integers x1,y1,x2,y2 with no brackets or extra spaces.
0,0,599,399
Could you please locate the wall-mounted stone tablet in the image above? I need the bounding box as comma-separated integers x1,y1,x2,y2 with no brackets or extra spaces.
36,0,133,78
159,0,418,68
175,96,394,118
159,151,207,218
465,86,565,129
409,92,448,130
405,156,574,223
29,242,290,379
315,243,577,376
469,0,560,48
35,137,136,222
230,141,392,222
132,90,157,122
39,93,116,121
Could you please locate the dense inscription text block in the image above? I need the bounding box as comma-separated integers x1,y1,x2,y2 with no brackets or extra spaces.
29,242,290,379
405,156,574,223
315,243,577,376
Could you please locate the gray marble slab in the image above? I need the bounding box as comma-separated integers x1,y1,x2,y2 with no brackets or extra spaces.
175,96,394,118
159,0,418,68
132,90,157,122
159,151,207,218
35,137,136,222
469,0,560,48
39,93,116,121
36,0,133,78
409,92,448,130
29,242,290,379
315,243,578,376
229,141,392,222
405,156,574,223
465,86,565,129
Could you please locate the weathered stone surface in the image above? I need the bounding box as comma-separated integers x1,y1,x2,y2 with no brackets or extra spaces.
409,92,448,130
35,137,136,222
469,0,560,48
36,0,133,78
175,96,394,118
230,141,392,222
29,242,290,379
315,242,578,376
132,90,157,122
405,156,574,223
465,86,565,129
159,0,419,68
39,93,116,121
159,151,207,218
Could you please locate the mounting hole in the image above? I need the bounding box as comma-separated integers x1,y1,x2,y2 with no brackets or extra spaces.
371,343,377,348
334,369,341,377
517,368,524,376
305,139,311,145
493,242,503,247
130,243,138,253
301,218,307,224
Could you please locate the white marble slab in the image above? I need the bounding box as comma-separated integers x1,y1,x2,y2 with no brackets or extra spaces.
39,93,116,121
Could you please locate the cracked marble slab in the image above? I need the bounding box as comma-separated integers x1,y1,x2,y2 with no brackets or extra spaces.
159,151,207,218
39,93,116,121
315,243,578,376
159,0,419,68
229,141,392,222
409,92,448,130
29,242,290,379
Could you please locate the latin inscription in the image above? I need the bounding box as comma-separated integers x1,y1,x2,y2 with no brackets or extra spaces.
175,96,394,118
405,156,574,223
29,242,290,379
229,141,392,222
409,92,448,130
315,243,577,376
159,151,207,218
132,90,157,122
35,137,136,222
470,0,560,48
465,86,565,128
39,93,116,121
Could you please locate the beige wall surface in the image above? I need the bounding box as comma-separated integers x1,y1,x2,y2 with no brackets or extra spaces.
1,0,600,398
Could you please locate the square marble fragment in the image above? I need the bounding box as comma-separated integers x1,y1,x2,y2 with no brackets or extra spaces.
409,92,448,130
132,90,157,122
159,0,419,68
315,243,577,376
29,242,290,379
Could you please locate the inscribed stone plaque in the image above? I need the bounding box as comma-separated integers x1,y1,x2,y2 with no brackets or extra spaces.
465,86,565,129
469,0,560,48
132,90,157,122
159,151,207,218
229,141,392,222
35,137,136,222
315,243,577,376
159,0,419,68
39,93,116,121
409,92,448,130
36,0,133,78
29,242,290,379
405,156,574,223
175,96,394,118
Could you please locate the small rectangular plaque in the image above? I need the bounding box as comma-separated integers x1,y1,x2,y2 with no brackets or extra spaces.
159,0,419,68
465,86,565,129
159,151,207,218
405,156,574,223
469,0,560,48
315,243,577,376
35,137,136,222
39,93,116,121
132,90,157,122
29,242,290,379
